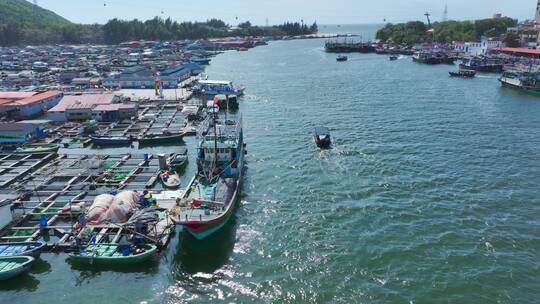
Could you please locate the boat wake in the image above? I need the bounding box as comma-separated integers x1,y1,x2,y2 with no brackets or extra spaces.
475,75,497,79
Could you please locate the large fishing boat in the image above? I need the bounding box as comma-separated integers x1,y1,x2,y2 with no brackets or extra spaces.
170,107,244,240
412,51,455,64
190,56,211,65
192,80,245,96
459,57,504,73
499,71,540,96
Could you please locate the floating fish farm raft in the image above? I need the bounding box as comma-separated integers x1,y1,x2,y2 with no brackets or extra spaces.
0,97,209,254
0,152,184,251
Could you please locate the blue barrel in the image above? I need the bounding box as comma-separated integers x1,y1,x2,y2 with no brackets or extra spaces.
121,245,130,256
39,214,48,227
144,153,149,161
35,127,45,138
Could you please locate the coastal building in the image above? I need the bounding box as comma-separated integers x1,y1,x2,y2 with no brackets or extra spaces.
91,103,138,122
48,93,137,122
515,21,540,47
453,37,502,56
0,120,49,144
71,77,101,89
103,64,203,89
0,91,63,119
491,47,540,59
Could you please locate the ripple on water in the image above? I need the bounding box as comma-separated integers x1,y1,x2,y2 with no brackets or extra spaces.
164,38,540,303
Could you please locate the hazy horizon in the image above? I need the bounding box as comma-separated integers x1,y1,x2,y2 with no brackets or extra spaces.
31,0,537,26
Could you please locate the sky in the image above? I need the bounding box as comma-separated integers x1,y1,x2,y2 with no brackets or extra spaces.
33,0,537,25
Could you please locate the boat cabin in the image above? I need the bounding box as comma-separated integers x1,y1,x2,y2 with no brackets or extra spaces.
197,119,242,173
314,126,332,148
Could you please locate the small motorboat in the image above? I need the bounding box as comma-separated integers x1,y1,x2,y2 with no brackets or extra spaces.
389,55,398,61
0,241,46,258
68,244,157,265
336,55,348,62
314,127,332,149
160,170,181,189
0,256,35,280
168,149,188,173
90,135,132,146
15,144,59,154
138,132,185,146
449,70,476,78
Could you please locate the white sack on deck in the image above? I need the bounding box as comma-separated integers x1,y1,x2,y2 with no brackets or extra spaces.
105,191,140,223
86,194,114,224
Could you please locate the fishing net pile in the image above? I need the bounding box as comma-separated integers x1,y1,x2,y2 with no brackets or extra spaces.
85,191,140,225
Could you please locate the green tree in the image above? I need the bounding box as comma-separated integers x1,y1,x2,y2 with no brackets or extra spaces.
503,33,520,47
238,21,252,29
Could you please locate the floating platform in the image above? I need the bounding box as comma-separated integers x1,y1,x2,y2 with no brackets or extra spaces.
0,152,185,251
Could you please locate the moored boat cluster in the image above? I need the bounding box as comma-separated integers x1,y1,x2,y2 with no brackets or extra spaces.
0,39,251,280
327,39,540,95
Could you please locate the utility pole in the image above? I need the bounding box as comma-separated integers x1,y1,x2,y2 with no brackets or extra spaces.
424,12,432,28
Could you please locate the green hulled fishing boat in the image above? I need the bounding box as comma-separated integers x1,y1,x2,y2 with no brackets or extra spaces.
138,132,185,145
68,243,157,265
0,256,35,280
170,109,244,240
499,71,540,96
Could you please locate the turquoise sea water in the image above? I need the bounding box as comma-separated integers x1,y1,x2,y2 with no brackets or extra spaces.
2,26,540,303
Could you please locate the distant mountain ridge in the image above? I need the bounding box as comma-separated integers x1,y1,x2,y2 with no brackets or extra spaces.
0,0,73,29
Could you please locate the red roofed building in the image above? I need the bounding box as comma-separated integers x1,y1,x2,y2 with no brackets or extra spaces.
48,93,137,122
0,91,63,119
492,47,540,58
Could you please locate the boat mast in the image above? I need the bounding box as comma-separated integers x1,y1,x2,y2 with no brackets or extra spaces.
212,104,218,179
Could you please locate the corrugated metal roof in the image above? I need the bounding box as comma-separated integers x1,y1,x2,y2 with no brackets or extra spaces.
49,93,116,112
93,103,136,112
14,91,62,106
0,91,61,107
0,92,37,99
493,47,540,55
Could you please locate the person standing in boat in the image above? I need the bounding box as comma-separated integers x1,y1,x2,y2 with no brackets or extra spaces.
140,190,156,208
